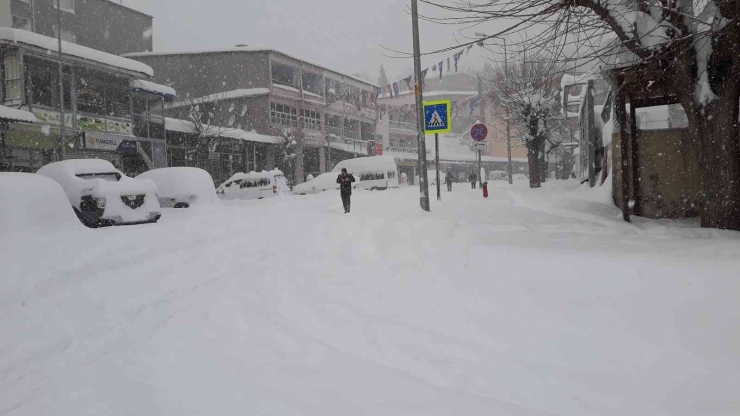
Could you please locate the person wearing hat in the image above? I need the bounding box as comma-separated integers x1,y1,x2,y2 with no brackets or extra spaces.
336,167,356,213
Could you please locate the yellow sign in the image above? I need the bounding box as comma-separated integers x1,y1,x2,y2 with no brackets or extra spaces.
422,100,452,134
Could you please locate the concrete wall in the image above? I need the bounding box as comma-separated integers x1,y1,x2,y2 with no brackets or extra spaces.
612,128,702,219
129,52,272,101
10,0,153,56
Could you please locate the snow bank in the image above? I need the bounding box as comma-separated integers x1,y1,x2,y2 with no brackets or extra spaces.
0,173,81,235
0,105,38,123
130,80,177,100
37,159,160,223
0,27,153,76
137,167,218,205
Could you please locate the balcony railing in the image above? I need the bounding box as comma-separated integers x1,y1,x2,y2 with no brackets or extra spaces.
386,146,419,154
326,126,360,140
389,120,417,132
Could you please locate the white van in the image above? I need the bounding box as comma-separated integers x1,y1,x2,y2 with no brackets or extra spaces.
216,169,290,200
332,156,399,191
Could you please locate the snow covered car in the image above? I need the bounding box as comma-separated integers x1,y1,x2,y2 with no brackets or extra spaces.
332,156,399,190
37,159,161,227
216,169,290,200
293,171,358,195
488,170,509,181
137,167,217,208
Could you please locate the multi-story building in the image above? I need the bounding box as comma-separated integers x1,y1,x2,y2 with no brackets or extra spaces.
124,47,381,183
0,27,175,174
0,0,153,55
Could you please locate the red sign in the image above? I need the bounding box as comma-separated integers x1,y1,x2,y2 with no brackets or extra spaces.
471,123,488,141
376,144,383,155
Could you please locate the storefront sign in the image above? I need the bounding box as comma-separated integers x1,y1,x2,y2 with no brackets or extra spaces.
85,132,138,154
31,108,73,128
106,119,133,135
77,114,106,132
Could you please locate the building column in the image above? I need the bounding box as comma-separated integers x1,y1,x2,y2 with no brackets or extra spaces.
266,145,275,170
295,144,304,184
319,147,326,173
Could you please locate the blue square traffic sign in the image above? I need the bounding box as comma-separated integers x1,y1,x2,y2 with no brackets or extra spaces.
423,100,452,134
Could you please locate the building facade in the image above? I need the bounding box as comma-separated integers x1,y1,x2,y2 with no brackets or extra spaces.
125,47,380,184
0,28,172,175
0,0,153,55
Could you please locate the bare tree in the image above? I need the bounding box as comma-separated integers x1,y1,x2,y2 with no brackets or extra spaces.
482,59,560,188
418,0,740,229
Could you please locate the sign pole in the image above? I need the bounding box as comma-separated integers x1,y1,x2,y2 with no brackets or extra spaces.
435,132,440,201
411,0,430,212
478,149,481,186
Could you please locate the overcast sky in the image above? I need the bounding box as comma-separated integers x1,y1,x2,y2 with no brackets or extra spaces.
121,0,507,84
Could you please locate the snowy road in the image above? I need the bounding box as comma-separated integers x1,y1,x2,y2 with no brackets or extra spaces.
2,181,739,415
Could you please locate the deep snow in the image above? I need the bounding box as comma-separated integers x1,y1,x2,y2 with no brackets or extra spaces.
1,181,739,416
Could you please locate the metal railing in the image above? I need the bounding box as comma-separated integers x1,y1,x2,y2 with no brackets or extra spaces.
326,126,360,140
389,120,417,132
386,146,419,154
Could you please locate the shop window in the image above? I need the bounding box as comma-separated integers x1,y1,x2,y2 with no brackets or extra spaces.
27,60,71,110
300,109,321,131
53,0,75,12
106,84,130,119
272,62,298,88
270,102,297,127
302,72,323,96
3,51,22,103
76,77,106,115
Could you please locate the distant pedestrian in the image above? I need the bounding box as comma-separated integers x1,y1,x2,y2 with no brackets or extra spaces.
445,168,453,192
336,168,356,213
469,172,477,189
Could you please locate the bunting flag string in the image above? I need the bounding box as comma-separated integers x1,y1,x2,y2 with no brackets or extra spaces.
383,40,487,98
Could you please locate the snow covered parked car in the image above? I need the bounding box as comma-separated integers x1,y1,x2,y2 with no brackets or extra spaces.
37,159,161,228
137,167,217,208
216,169,290,200
293,171,358,195
332,156,399,190
488,170,509,181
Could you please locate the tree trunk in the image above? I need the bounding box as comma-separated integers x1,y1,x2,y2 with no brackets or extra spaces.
527,141,541,188
538,140,547,183
690,90,740,230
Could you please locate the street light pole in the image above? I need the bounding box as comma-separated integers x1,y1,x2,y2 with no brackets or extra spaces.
56,0,66,160
411,0,430,211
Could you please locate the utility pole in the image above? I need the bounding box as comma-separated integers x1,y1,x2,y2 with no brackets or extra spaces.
435,133,440,200
411,0,430,211
477,77,484,185
57,1,66,160
506,109,512,184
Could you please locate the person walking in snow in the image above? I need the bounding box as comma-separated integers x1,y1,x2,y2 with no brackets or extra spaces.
445,168,453,192
469,171,477,189
336,168,356,213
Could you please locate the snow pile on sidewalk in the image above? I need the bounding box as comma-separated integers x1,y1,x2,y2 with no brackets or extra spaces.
1,181,738,416
0,173,81,234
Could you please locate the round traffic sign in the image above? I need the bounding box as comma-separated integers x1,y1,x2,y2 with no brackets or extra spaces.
471,123,488,141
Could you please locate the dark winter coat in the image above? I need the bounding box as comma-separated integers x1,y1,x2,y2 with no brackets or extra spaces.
336,173,356,195
468,173,476,183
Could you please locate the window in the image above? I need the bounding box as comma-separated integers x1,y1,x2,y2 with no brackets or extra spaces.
270,102,297,127
11,15,31,31
302,72,323,96
3,52,22,103
53,26,76,43
271,62,298,88
300,109,321,131
106,84,131,118
26,59,72,109
360,172,384,181
53,0,75,12
76,77,106,115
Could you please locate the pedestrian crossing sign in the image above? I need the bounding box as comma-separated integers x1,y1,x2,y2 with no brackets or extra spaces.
423,100,452,134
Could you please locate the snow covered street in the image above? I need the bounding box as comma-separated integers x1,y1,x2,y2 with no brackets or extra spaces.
2,181,739,416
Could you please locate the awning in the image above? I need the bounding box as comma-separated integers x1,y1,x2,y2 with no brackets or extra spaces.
130,79,177,101
0,105,38,124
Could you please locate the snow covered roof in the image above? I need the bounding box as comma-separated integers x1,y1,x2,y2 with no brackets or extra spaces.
167,88,270,109
0,27,153,77
379,90,477,101
124,47,379,88
0,105,38,123
130,80,177,101
164,117,280,144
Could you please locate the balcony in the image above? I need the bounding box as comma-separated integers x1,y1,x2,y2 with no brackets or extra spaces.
389,120,417,133
326,126,360,140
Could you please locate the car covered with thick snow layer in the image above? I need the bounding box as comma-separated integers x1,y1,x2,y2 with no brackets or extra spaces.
138,167,217,208
37,159,161,227
332,156,399,190
0,173,83,235
293,171,358,195
216,169,290,200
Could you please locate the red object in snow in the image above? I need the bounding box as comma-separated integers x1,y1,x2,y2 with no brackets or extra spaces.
482,183,488,198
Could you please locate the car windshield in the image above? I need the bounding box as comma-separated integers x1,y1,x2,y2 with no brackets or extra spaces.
75,172,121,182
